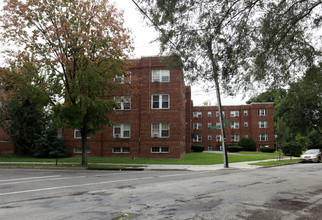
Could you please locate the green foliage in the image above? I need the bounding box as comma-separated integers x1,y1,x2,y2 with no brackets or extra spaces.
191,145,205,152
282,142,303,157
238,138,257,151
260,147,276,153
276,64,322,135
307,130,322,149
246,89,286,105
228,145,243,152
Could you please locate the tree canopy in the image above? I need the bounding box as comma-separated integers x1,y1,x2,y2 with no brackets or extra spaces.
0,0,133,165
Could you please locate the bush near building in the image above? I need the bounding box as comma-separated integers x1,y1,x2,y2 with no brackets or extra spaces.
191,145,205,152
260,147,276,153
282,142,302,157
238,138,257,151
228,145,243,152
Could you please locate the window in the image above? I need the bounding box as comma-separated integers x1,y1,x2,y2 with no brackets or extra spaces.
216,135,222,141
151,147,170,153
208,145,212,151
73,147,91,154
112,147,130,153
244,122,248,127
244,110,248,116
208,122,212,128
152,69,170,82
193,135,202,142
113,124,130,138
231,122,239,129
208,111,212,117
216,111,225,117
193,123,202,130
258,121,267,128
114,71,131,84
244,134,248,138
259,109,267,116
230,111,239,117
152,94,169,109
193,111,202,118
260,145,269,148
208,135,212,140
74,129,90,139
231,134,240,142
114,96,131,110
151,123,169,138
259,134,268,141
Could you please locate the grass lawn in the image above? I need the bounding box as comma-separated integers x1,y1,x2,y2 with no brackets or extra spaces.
0,163,145,169
250,159,301,166
0,152,279,165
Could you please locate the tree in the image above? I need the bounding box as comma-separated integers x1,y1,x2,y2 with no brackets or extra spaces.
246,89,287,105
0,0,132,165
136,0,321,167
238,138,256,151
276,64,322,135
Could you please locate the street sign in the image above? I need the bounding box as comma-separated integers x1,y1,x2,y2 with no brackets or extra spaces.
223,121,232,124
210,125,220,130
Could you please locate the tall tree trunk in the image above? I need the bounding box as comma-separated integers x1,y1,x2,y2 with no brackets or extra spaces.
214,77,229,168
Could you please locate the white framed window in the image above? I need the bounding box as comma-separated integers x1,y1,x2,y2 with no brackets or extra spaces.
73,147,91,154
258,121,267,128
113,123,130,138
74,129,91,139
151,123,169,138
193,135,202,142
112,147,130,153
259,109,267,116
208,145,212,151
208,122,212,128
193,123,202,130
230,111,239,117
216,111,225,117
193,111,202,118
216,135,222,141
231,134,240,142
152,94,169,109
259,134,268,141
151,146,170,153
260,145,269,148
114,96,131,110
244,134,249,138
152,69,170,82
231,122,239,129
244,110,248,116
244,122,248,127
208,135,212,140
208,111,212,117
216,122,221,126
114,71,131,84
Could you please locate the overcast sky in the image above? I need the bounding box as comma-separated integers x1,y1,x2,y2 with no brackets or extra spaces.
112,0,249,106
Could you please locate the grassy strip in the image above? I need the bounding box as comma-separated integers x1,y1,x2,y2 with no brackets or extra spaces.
0,163,145,168
0,152,278,165
250,159,301,166
236,151,284,156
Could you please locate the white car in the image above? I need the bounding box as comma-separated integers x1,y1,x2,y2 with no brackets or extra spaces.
300,149,322,163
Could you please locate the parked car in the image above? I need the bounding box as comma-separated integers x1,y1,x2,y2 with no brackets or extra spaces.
300,149,322,163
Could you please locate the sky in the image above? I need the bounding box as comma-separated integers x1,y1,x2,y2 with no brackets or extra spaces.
112,0,250,106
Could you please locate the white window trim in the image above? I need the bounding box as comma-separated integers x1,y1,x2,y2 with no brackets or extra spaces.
193,135,202,142
152,94,170,109
193,123,202,130
152,69,170,82
113,123,131,138
208,111,212,117
114,96,131,110
208,122,212,128
258,121,268,128
259,134,268,141
73,147,91,154
193,111,202,118
74,129,91,139
259,109,267,116
244,122,248,127
230,111,239,117
208,135,212,140
112,147,130,153
231,122,239,129
114,71,131,84
151,122,170,138
216,111,225,117
231,134,240,142
244,110,248,116
151,146,170,153
216,135,222,141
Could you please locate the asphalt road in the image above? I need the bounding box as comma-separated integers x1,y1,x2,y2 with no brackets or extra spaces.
0,163,322,220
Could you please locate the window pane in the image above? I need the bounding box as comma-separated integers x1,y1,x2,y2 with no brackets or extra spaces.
162,95,169,108
161,130,169,137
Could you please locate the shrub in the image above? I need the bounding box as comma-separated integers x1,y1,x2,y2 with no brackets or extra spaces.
260,147,276,153
238,138,256,151
228,145,243,152
282,142,302,157
191,145,204,152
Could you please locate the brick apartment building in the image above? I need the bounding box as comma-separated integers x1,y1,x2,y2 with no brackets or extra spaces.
191,103,274,151
0,57,274,158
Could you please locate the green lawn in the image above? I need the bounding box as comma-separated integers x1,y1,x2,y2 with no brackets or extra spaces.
250,159,301,166
0,152,279,165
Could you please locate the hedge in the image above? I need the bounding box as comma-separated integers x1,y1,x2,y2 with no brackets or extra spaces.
260,147,276,153
282,142,302,157
238,138,256,151
191,145,205,152
228,145,243,152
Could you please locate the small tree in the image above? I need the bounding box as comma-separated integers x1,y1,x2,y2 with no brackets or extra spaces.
282,142,302,157
238,138,257,151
